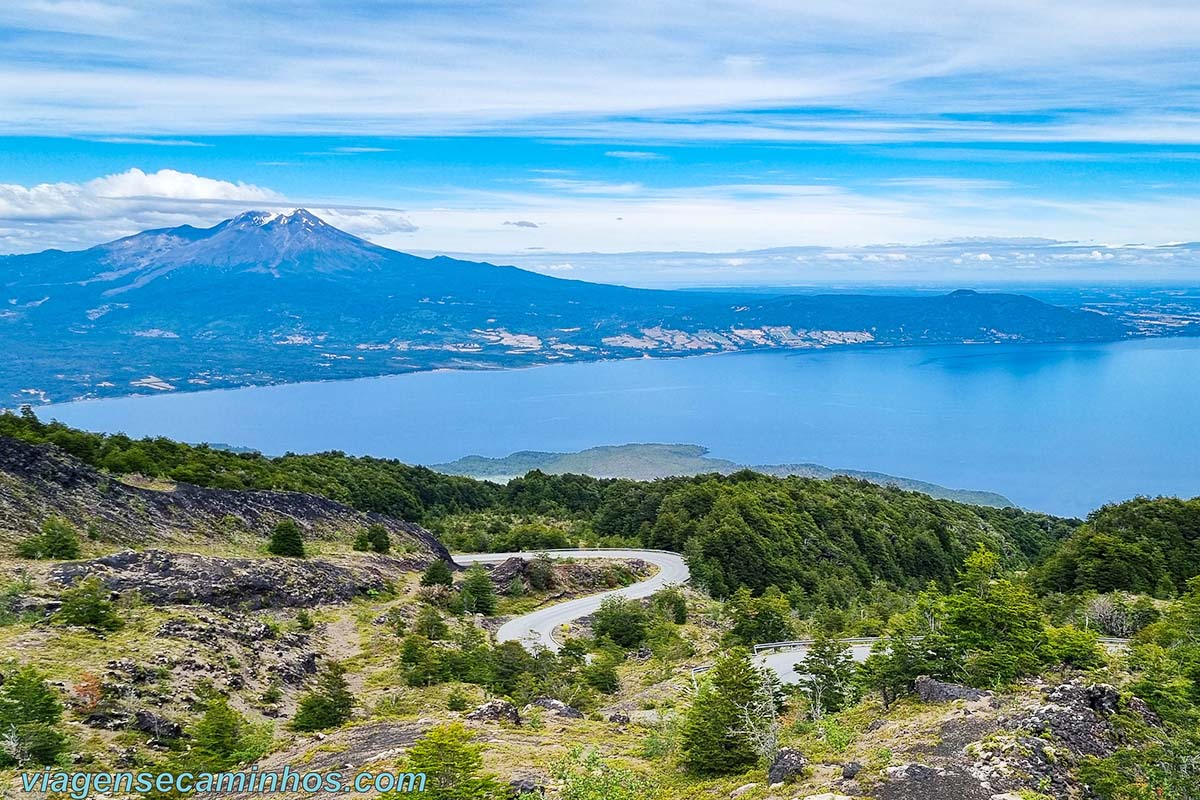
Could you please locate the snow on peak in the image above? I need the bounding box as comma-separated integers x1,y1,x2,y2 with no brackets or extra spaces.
226,208,326,229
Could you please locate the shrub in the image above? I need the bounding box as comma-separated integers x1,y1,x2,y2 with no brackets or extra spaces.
296,609,315,631
651,586,688,624
460,564,496,615
15,517,81,560
679,649,764,775
291,662,354,732
552,747,649,800
268,519,306,558
1044,626,1105,669
421,560,454,587
366,524,391,554
54,576,123,630
415,606,449,640
0,666,67,768
353,524,391,554
582,660,620,694
526,555,556,591
401,723,505,800
446,689,469,712
591,597,647,649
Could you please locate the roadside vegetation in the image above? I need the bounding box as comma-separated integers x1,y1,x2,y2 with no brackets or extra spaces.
3,413,1200,798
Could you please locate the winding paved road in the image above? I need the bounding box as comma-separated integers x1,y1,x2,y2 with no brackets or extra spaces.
453,548,689,652
454,549,1130,683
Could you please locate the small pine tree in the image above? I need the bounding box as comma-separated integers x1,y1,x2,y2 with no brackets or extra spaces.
415,606,449,640
291,662,354,732
0,666,62,726
191,696,245,770
296,609,315,631
403,723,505,800
446,688,469,712
421,559,454,587
460,564,496,615
679,649,762,775
366,524,391,554
15,517,81,560
0,666,67,768
268,519,306,558
54,576,123,630
352,529,371,552
796,631,858,719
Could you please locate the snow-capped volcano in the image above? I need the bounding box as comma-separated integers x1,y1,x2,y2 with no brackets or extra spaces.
0,210,1125,404
83,208,391,292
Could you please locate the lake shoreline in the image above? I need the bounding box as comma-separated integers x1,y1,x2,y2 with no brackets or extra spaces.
37,336,1200,517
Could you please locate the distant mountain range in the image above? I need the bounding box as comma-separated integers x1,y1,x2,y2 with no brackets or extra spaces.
432,443,1015,507
1,209,1128,403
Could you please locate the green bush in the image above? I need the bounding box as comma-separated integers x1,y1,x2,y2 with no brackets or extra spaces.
421,560,454,587
0,666,67,767
1044,625,1104,669
400,723,505,799
460,564,496,615
552,747,648,800
679,649,763,775
268,519,306,558
54,576,123,631
591,597,647,649
291,662,354,732
15,517,81,560
651,587,688,624
446,689,469,712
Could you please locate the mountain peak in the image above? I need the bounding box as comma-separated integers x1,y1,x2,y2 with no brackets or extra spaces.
225,208,325,230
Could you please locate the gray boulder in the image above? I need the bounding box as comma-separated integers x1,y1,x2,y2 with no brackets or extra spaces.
509,778,545,796
526,697,583,719
466,699,521,725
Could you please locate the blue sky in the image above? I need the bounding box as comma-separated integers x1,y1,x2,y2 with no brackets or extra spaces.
2,1,1200,283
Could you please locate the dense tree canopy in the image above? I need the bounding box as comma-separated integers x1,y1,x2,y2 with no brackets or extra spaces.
2,409,1081,600
1036,496,1200,595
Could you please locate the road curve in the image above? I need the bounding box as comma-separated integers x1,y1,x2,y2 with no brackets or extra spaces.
453,548,690,652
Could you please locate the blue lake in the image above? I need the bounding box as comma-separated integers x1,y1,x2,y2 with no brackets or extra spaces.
42,337,1200,517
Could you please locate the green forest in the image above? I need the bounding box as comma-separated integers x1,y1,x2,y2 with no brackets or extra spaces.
5,408,1200,798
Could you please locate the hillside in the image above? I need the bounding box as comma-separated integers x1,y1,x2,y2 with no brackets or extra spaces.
0,210,1125,403
432,442,1015,507
2,410,1065,601
0,435,450,560
2,414,1196,800
1035,495,1200,595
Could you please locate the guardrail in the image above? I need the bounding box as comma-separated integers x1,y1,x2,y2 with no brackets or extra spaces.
692,634,1132,683
752,637,881,654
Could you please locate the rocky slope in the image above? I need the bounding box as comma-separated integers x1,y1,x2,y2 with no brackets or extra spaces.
0,435,449,559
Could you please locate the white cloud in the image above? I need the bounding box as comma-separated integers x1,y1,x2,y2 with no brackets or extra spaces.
0,168,415,252
1,0,1199,142
0,168,280,223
